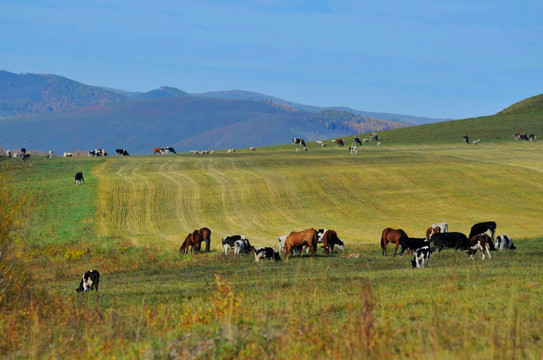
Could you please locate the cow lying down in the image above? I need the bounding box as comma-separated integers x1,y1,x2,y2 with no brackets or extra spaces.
254,247,282,262
76,270,100,292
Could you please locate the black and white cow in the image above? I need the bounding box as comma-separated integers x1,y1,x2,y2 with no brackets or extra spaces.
75,172,85,185
48,150,55,158
254,247,282,262
6,149,12,158
161,147,176,154
430,232,469,252
398,237,431,256
89,149,108,156
115,149,129,156
22,153,30,161
463,135,469,144
468,221,496,250
495,235,516,251
411,246,433,268
352,137,362,146
222,235,253,256
292,138,306,147
76,270,100,292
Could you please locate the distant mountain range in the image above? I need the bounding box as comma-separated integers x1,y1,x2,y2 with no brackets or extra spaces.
0,70,445,154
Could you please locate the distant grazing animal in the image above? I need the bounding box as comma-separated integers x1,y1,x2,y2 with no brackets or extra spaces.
284,228,318,259
48,150,55,158
292,138,306,147
74,172,85,185
468,221,496,250
352,137,362,145
63,152,73,157
380,228,408,256
254,247,282,262
89,149,107,156
425,222,448,240
22,153,30,161
495,235,516,251
467,234,492,260
179,230,203,255
529,134,536,141
6,150,12,158
115,149,129,156
463,135,469,144
222,235,253,256
335,139,345,146
162,147,176,154
227,149,236,153
398,237,430,256
197,227,212,252
321,230,345,254
76,270,100,292
20,148,26,155
153,147,162,154
250,146,256,151
430,232,469,252
349,146,358,155
411,246,433,268
369,133,378,141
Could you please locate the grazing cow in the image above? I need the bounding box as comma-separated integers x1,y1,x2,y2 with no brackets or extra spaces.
349,146,358,155
89,149,107,156
467,234,492,260
254,247,282,262
115,149,129,156
398,237,431,256
76,270,100,292
369,133,378,141
227,149,236,153
335,139,345,146
163,147,176,154
284,228,318,259
22,153,30,161
430,232,469,252
468,221,496,250
463,135,469,144
6,150,12,158
222,235,253,256
381,228,408,256
276,234,288,252
48,150,55,158
63,152,73,157
250,146,256,151
425,222,448,240
352,137,362,146
153,147,162,154
411,246,433,268
74,172,85,185
197,227,212,252
321,230,345,254
495,235,516,251
180,230,202,255
292,138,306,147
529,134,536,141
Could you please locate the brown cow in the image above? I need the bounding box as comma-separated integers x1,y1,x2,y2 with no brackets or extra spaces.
284,228,318,259
335,139,345,146
180,230,202,255
467,234,492,260
153,147,162,154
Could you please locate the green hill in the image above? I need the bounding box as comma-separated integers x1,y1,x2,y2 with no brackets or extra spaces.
498,93,543,115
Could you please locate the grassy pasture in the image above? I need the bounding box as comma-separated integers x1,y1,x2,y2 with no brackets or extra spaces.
1,142,543,359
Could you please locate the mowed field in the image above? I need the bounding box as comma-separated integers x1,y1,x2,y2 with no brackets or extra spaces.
2,141,543,359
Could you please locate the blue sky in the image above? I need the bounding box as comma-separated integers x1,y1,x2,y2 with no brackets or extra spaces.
1,0,541,119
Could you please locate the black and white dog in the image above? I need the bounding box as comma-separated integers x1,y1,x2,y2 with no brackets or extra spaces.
254,247,282,262
411,246,433,268
76,270,100,292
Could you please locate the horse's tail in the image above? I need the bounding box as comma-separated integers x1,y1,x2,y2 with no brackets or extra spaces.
380,233,386,250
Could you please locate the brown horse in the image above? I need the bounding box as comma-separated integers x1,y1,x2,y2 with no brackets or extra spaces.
180,230,203,255
197,227,212,252
284,228,318,259
381,228,408,256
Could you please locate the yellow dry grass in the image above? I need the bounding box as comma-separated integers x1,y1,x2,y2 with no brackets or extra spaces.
93,143,543,250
